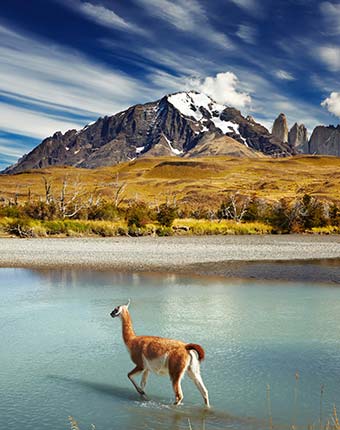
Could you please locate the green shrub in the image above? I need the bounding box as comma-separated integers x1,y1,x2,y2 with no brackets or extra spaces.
156,204,177,227
156,226,173,236
23,201,59,220
126,202,151,228
299,194,327,230
87,202,119,221
0,206,23,218
43,220,67,235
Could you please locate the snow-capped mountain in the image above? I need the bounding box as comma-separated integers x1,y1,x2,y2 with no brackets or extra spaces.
3,91,293,174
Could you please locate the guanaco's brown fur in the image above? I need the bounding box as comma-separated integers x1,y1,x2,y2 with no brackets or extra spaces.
110,301,210,407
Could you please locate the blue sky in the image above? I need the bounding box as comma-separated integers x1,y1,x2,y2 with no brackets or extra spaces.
1,0,340,170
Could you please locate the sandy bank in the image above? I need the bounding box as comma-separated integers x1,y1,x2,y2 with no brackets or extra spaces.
1,236,340,283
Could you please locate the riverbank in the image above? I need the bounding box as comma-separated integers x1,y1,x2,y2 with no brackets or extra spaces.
1,236,340,283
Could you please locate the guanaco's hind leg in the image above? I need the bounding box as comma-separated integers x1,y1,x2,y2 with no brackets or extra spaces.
172,374,184,405
128,366,146,397
187,353,210,407
169,353,189,405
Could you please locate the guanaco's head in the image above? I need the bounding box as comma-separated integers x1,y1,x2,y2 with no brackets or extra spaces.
110,299,130,318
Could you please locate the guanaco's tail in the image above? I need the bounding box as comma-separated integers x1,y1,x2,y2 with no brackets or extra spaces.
185,343,205,361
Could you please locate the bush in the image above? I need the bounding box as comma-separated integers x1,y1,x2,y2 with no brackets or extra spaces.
329,203,340,226
156,226,173,236
23,201,59,220
125,202,151,228
87,202,119,221
298,194,327,230
0,205,23,218
43,220,67,235
156,204,177,227
268,199,295,233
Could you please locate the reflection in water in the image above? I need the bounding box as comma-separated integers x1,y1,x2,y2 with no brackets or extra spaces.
49,375,263,430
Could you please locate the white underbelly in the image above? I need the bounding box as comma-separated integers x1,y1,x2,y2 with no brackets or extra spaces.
142,354,169,376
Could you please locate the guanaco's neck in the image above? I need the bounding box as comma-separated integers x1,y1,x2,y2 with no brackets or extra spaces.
120,308,136,345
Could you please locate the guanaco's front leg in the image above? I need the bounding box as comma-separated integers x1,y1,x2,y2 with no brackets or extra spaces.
128,366,147,398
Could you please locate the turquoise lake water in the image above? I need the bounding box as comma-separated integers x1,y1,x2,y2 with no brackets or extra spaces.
1,268,340,430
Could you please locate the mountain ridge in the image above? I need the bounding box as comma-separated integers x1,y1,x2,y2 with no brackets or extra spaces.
2,91,294,174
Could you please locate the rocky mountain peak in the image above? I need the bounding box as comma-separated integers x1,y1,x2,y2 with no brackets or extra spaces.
288,123,308,152
272,113,289,143
2,92,294,174
308,125,340,156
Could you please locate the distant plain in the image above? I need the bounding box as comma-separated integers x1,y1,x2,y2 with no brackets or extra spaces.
1,155,340,210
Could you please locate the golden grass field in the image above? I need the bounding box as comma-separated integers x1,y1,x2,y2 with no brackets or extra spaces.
1,155,340,210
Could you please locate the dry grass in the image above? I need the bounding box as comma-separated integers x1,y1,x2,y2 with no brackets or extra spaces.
1,156,340,212
173,218,273,235
0,217,274,237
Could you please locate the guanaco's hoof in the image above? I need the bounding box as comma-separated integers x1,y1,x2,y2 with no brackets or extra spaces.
139,390,148,400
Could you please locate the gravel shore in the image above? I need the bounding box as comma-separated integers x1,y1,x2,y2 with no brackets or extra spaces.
1,235,340,283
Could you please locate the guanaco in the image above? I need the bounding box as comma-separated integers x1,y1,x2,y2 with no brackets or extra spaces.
110,300,210,407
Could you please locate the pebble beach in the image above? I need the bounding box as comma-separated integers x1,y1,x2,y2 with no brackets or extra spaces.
1,235,340,283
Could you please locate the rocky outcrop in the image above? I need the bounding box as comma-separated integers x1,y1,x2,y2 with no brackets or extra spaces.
221,108,291,156
288,123,308,152
272,113,289,143
2,92,294,174
308,125,340,156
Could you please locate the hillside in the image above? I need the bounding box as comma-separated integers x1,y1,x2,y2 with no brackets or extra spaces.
1,155,340,211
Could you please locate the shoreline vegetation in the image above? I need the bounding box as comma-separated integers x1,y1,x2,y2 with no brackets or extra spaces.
0,192,339,238
1,157,340,238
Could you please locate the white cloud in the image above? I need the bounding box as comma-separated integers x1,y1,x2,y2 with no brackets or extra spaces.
193,72,252,108
275,70,296,81
321,92,340,118
236,24,256,44
318,45,340,71
78,2,147,35
136,0,233,49
320,1,340,35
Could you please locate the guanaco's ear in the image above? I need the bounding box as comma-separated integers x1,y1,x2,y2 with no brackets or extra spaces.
125,299,131,309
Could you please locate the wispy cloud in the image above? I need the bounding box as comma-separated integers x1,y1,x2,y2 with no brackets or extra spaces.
76,2,148,35
0,132,40,168
317,45,340,71
135,0,233,49
0,140,29,160
320,1,340,35
236,24,257,44
0,23,148,141
0,101,82,139
275,70,296,81
229,0,262,16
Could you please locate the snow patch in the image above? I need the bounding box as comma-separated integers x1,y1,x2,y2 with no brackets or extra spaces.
65,147,70,151
168,92,225,122
167,92,249,147
74,149,80,155
136,146,145,154
162,133,183,155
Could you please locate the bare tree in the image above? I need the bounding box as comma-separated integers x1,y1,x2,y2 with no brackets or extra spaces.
58,176,91,218
218,192,250,222
113,173,126,208
42,176,53,203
